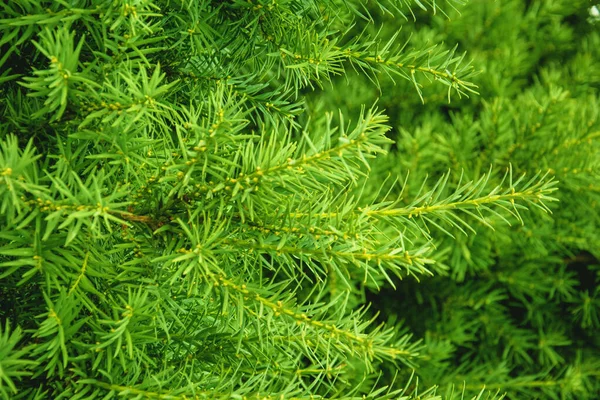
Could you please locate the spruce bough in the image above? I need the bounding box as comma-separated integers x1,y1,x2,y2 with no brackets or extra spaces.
0,1,598,399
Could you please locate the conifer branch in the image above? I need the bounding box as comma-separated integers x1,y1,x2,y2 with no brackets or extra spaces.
366,167,558,234
363,0,467,20
211,274,421,368
223,239,434,282
341,43,478,101
279,32,478,101
282,168,558,237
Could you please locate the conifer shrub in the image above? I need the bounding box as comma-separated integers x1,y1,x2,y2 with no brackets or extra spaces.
0,1,598,399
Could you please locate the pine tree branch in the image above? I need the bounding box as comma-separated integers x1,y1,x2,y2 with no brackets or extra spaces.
284,168,558,237
213,274,421,368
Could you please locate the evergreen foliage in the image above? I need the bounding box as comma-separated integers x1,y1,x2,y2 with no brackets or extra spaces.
0,1,597,399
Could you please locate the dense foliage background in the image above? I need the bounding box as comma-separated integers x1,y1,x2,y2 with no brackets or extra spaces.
0,0,598,399
351,1,600,397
